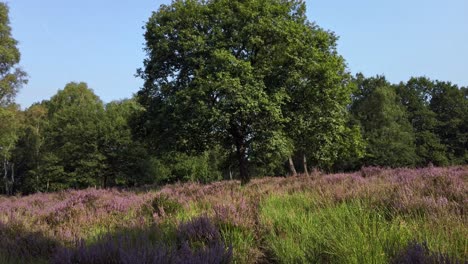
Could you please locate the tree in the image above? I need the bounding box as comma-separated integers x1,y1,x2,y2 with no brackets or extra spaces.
351,74,418,167
12,103,48,193
396,77,447,166
101,99,150,187
40,82,106,190
0,3,27,106
430,81,468,164
280,24,357,173
138,0,353,183
0,104,20,194
0,3,27,194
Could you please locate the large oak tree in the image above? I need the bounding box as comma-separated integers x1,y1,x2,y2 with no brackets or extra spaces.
137,0,353,183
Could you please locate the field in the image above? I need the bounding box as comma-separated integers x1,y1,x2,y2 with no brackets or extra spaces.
0,166,467,263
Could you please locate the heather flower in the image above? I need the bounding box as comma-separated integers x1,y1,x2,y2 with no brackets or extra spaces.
51,217,232,264
0,220,59,261
177,215,220,243
391,241,457,264
174,216,232,264
360,166,385,178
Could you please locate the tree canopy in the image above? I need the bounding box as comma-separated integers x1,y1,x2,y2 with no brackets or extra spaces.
137,0,354,183
0,3,27,106
351,75,418,167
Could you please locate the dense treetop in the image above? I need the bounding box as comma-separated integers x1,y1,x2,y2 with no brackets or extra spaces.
137,0,354,183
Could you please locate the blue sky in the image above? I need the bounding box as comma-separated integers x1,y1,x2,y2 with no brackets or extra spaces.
9,0,468,108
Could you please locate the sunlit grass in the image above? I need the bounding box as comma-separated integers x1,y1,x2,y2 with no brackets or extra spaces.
260,192,466,263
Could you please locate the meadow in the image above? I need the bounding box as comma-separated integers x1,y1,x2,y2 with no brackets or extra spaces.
0,166,466,263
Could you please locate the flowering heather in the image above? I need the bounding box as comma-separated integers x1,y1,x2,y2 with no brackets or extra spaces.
52,216,232,264
0,188,155,244
0,166,466,263
391,241,458,264
177,216,220,243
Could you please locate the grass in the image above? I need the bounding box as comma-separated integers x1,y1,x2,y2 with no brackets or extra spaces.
218,223,258,264
260,194,404,263
260,192,466,263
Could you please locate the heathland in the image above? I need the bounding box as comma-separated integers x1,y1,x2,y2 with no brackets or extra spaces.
1,166,466,263
1,1,467,263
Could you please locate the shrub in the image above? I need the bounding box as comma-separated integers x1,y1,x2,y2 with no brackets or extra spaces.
151,194,183,219
148,151,224,185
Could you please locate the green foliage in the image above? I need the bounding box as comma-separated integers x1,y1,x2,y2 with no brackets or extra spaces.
282,23,356,171
0,3,27,106
430,81,468,164
169,152,222,183
396,77,448,166
0,2,27,195
349,74,467,169
12,103,48,193
351,75,418,167
11,83,116,192
333,123,366,171
147,148,224,185
0,105,21,194
137,0,350,183
0,106,20,159
100,99,150,187
38,82,106,189
12,89,157,192
142,157,172,184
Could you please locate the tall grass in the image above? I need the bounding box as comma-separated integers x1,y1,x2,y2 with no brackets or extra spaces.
260,192,466,263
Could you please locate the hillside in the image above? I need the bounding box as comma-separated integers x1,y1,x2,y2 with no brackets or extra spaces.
0,166,467,263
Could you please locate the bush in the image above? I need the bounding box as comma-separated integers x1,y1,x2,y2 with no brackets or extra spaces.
148,150,224,185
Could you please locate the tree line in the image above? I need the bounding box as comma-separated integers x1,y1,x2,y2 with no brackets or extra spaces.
1,1,467,194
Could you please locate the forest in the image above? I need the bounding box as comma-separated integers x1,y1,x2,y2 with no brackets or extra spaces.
0,1,467,263
1,1,466,195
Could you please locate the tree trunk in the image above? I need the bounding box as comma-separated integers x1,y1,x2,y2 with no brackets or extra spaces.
303,154,309,176
288,156,297,176
103,174,108,189
3,157,8,194
236,141,249,185
239,158,249,185
231,123,250,185
10,163,14,194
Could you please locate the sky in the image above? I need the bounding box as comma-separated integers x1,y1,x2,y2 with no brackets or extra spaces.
8,0,468,108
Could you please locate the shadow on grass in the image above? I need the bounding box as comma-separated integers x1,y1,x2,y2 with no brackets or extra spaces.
0,221,58,264
391,241,463,264
0,216,232,264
